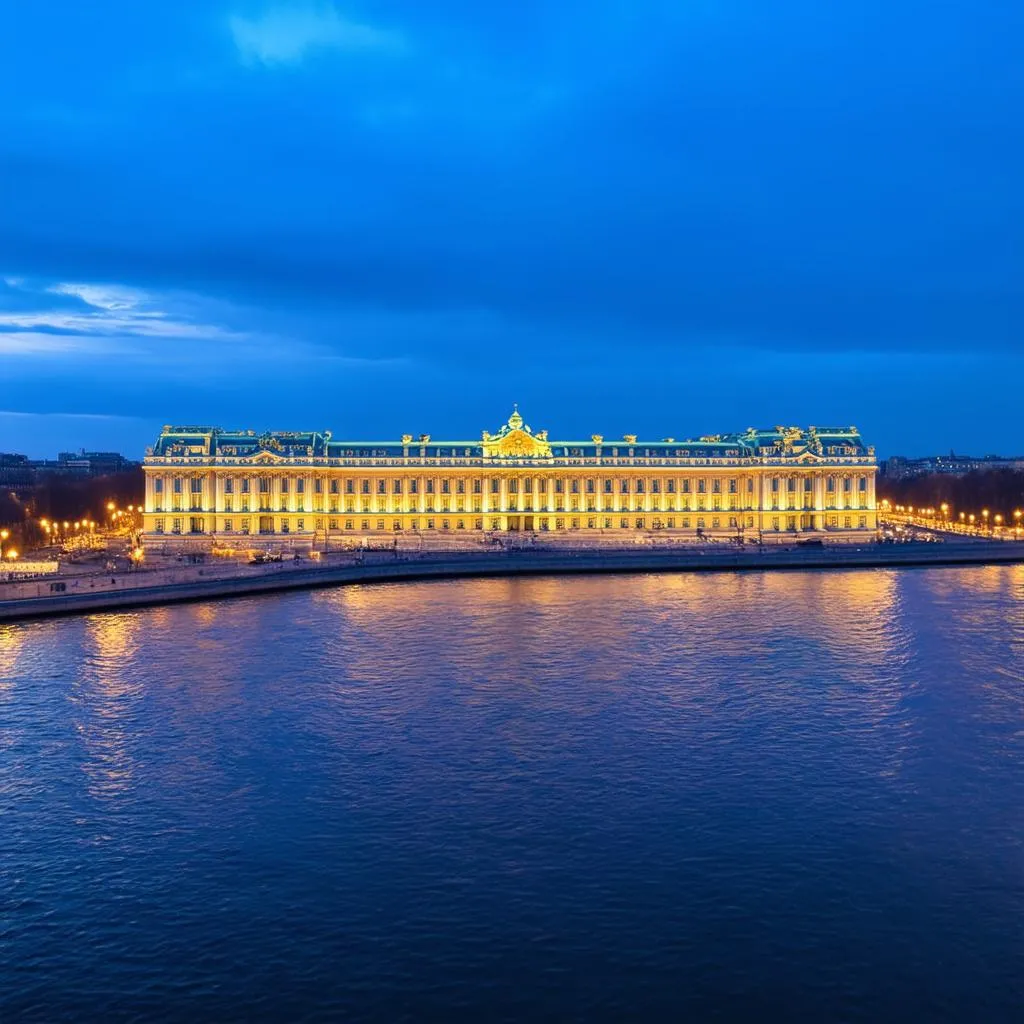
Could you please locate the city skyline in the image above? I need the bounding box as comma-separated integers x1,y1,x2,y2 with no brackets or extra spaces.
3,1,1022,456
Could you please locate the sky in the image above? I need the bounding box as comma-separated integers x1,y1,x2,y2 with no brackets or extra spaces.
2,1,1022,458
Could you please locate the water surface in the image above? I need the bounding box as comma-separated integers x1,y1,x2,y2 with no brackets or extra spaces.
2,568,1023,1020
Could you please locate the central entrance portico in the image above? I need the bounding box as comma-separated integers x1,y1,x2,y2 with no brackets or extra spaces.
506,515,536,532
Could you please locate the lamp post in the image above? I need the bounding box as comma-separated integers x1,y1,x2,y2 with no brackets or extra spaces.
982,509,990,535
0,528,8,560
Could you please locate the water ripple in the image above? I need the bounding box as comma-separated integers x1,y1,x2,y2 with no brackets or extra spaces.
2,567,1023,1021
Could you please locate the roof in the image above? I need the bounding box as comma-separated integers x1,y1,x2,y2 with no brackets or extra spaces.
147,410,874,463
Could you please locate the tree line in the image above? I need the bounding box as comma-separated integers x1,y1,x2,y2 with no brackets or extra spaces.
879,469,1024,519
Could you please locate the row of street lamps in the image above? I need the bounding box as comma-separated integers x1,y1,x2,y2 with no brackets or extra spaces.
0,501,145,563
880,500,1024,536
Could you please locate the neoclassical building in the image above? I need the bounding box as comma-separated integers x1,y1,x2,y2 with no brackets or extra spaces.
141,408,878,549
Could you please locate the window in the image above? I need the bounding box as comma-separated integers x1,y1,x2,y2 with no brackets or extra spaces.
697,480,705,494
411,480,418,494
173,478,182,494
315,478,323,494
259,477,270,493
281,479,289,494
155,518,165,533
241,518,250,534
361,480,370,494
712,479,720,494
491,479,500,494
441,479,450,494
224,519,233,532
682,480,690,493
620,479,629,493
426,480,435,494
604,480,612,493
242,479,250,494
772,478,779,493
859,477,867,491
297,519,304,531
297,479,305,494
224,478,233,494
667,480,675,493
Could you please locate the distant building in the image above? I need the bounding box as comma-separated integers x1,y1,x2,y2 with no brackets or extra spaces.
0,449,139,487
881,453,1024,479
142,408,879,550
55,450,137,476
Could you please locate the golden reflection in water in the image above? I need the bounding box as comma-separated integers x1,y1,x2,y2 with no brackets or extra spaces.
308,571,917,777
0,625,26,695
313,569,904,692
74,613,144,801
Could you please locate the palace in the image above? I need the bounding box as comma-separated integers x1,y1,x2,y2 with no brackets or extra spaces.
141,408,878,549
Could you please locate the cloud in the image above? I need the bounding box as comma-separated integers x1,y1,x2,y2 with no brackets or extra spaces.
229,4,403,66
0,410,142,421
0,280,244,348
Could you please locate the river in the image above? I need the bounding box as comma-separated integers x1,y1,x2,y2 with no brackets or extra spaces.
2,567,1022,1021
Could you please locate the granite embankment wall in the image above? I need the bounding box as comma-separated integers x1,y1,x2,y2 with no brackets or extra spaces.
3,543,1024,623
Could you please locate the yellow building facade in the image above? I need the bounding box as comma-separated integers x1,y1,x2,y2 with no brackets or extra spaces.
141,408,878,549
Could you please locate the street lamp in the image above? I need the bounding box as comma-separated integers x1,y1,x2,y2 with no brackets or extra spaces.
0,528,8,559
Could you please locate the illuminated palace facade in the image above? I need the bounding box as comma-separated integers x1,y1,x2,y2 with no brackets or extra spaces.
141,408,878,549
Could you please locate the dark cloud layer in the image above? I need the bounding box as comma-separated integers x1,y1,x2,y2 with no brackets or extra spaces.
1,1,1022,455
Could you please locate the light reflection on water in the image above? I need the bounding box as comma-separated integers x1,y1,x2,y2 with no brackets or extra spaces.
2,567,1023,1021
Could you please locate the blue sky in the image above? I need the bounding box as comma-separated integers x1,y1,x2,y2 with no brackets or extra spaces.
2,1,1021,457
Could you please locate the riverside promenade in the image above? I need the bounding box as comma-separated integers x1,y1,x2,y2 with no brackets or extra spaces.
3,541,1024,623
